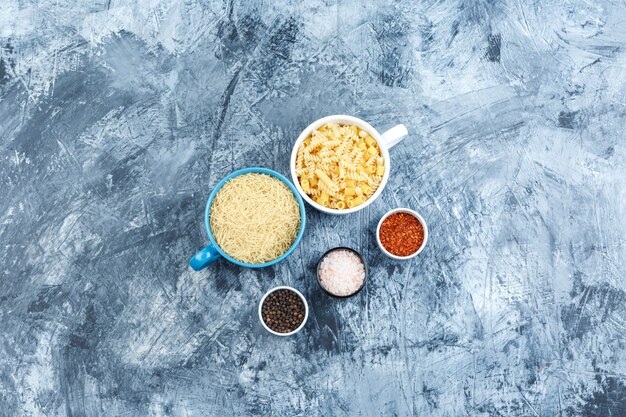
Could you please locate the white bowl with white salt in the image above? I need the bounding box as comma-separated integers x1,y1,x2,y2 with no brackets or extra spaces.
316,247,367,298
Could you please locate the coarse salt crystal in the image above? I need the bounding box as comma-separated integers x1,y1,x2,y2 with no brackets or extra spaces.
318,249,365,296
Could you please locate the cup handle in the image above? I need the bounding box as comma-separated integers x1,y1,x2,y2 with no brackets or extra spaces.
189,243,222,270
381,124,408,149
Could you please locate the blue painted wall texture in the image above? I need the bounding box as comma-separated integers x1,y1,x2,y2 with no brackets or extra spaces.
1,1,625,416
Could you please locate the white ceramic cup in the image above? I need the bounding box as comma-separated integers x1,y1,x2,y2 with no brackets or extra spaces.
258,286,309,336
376,208,428,260
290,115,408,215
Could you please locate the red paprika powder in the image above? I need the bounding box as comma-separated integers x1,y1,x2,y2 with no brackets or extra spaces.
379,212,424,256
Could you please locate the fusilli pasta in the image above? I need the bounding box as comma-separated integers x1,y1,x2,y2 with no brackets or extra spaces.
296,123,386,209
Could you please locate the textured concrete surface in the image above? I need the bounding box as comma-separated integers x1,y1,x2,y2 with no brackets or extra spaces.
1,1,626,416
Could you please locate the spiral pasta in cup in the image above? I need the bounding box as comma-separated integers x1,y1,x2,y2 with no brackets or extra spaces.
290,115,408,215
295,123,385,210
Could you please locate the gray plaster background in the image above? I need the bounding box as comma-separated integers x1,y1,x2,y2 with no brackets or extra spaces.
1,0,625,416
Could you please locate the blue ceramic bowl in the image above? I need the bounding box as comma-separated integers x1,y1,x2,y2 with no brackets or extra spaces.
189,167,306,270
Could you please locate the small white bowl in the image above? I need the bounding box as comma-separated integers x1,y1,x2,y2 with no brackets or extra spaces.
376,208,428,260
258,286,309,336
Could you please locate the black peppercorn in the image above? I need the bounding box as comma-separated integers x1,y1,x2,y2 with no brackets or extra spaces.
261,289,306,334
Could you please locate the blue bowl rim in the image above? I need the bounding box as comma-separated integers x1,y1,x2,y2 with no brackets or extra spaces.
203,167,307,268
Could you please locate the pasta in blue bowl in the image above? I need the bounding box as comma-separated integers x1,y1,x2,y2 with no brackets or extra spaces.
189,167,306,270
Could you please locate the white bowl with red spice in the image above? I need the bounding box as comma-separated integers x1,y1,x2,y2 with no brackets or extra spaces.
376,208,428,260
316,247,367,298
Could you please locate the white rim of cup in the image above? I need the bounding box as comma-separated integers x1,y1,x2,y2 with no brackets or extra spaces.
258,286,309,336
290,115,391,215
376,208,428,260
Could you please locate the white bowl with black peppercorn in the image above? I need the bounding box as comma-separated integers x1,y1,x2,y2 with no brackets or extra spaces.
259,286,308,336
